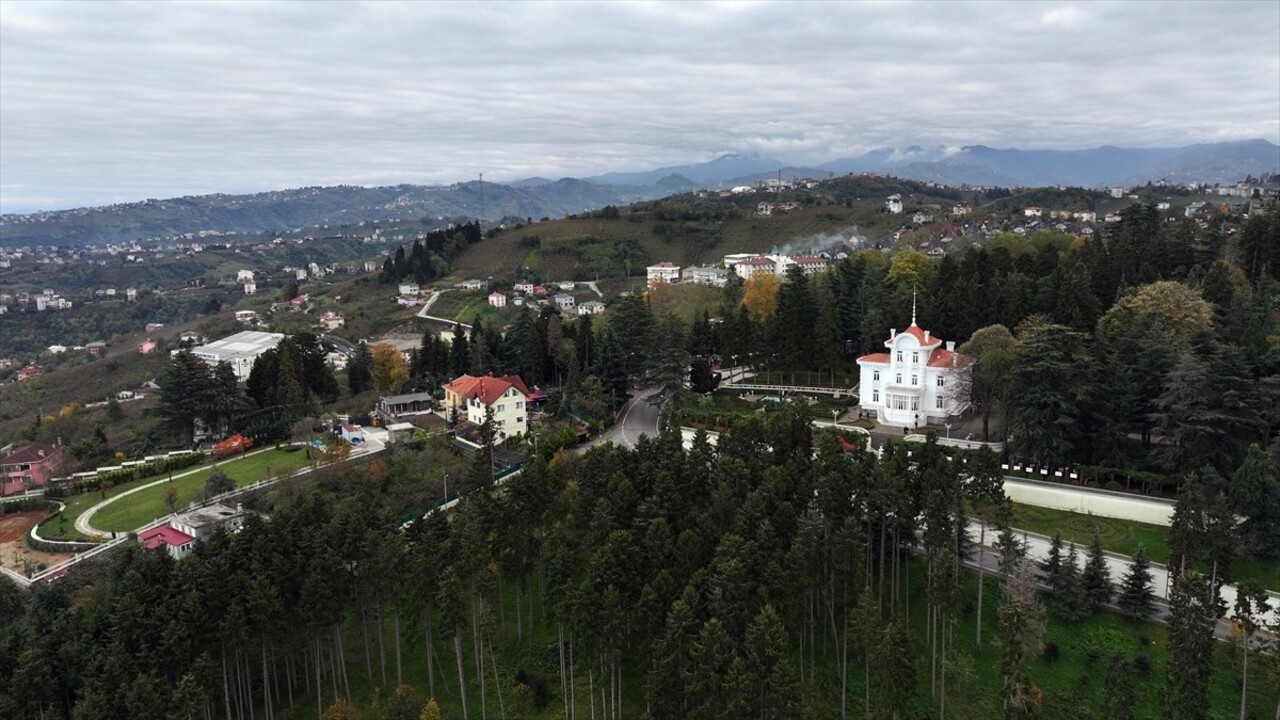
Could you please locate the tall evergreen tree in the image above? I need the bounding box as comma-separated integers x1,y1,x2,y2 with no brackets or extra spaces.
1163,572,1216,720
1082,533,1113,609
348,341,374,395
1116,546,1156,621
1102,653,1136,720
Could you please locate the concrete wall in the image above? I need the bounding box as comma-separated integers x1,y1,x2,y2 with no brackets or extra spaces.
1003,477,1175,526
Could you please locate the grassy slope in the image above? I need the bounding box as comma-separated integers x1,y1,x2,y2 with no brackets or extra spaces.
448,205,876,286
1010,502,1280,593
263,558,1274,720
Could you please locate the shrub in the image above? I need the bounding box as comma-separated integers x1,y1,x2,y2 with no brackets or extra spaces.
1042,642,1061,663
1134,654,1152,675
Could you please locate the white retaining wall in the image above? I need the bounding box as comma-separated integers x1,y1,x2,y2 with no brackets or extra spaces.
1003,477,1175,526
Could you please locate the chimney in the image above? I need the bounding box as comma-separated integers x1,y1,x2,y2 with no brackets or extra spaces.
925,330,931,342
946,341,955,352
889,328,896,340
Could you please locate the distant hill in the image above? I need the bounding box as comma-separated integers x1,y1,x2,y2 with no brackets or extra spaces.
5,140,1274,248
581,152,790,186
818,140,1280,187
0,179,675,248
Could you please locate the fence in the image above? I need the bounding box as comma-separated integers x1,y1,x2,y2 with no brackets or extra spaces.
723,383,857,398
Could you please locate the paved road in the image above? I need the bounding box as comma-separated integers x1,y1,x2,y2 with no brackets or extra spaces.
416,288,451,318
587,386,662,449
966,520,1278,634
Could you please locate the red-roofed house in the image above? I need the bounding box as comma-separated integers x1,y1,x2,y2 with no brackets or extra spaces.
443,373,537,440
138,525,197,560
855,310,972,428
138,502,246,560
1,442,65,496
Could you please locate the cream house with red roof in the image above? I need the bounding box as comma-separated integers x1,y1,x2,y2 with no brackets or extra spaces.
856,305,972,428
442,373,538,440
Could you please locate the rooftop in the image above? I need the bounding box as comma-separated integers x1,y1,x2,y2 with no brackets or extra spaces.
139,525,195,549
191,331,284,361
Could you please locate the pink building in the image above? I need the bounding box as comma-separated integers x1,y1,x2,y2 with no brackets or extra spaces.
1,442,66,496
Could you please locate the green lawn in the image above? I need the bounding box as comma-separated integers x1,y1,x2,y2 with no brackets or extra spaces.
1009,502,1280,593
39,462,215,542
91,447,311,533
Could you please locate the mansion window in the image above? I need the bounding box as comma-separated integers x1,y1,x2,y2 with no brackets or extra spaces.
937,376,945,387
872,389,880,403
890,394,908,410
896,351,903,363
895,373,902,384
873,370,880,382
911,374,918,385
911,397,919,411
936,397,944,409
912,352,919,364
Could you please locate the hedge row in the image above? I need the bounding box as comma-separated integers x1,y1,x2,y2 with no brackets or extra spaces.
69,452,204,494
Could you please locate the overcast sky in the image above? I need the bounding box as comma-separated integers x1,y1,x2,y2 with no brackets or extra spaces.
2,0,1277,213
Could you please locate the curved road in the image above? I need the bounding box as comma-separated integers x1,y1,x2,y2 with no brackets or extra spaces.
587,386,662,449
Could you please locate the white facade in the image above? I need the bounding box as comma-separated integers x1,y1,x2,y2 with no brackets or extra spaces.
488,292,507,308
886,194,904,214
578,301,605,315
733,257,777,280
856,321,971,427
466,386,526,441
691,267,729,287
647,262,681,285
398,282,420,295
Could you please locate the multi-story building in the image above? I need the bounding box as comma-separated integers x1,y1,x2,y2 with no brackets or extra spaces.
856,309,972,428
442,374,539,441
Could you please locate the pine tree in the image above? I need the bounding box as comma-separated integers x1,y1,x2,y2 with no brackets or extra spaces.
1056,543,1090,621
1116,546,1156,621
1164,572,1215,720
998,558,1045,720
1102,653,1135,720
1082,533,1113,608
348,341,374,395
1042,531,1065,593
449,323,470,377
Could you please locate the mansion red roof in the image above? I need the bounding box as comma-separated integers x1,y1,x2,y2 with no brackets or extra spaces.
895,324,940,347
927,348,974,369
139,525,195,550
858,353,891,364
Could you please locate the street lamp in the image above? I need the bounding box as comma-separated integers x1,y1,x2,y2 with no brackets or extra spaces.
944,423,951,439
832,409,839,429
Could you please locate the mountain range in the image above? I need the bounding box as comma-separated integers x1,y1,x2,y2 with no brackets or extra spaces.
2,140,1275,248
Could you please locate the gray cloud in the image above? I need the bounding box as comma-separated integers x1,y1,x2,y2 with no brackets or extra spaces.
1,0,1277,212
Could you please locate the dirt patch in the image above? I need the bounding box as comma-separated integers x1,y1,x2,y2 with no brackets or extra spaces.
0,511,71,575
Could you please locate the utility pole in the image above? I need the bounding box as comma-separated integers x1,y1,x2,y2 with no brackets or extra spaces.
478,173,485,229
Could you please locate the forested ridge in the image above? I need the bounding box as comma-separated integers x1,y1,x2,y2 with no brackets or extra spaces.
2,407,1275,719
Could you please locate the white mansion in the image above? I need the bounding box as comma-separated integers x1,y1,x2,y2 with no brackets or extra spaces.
856,312,973,428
